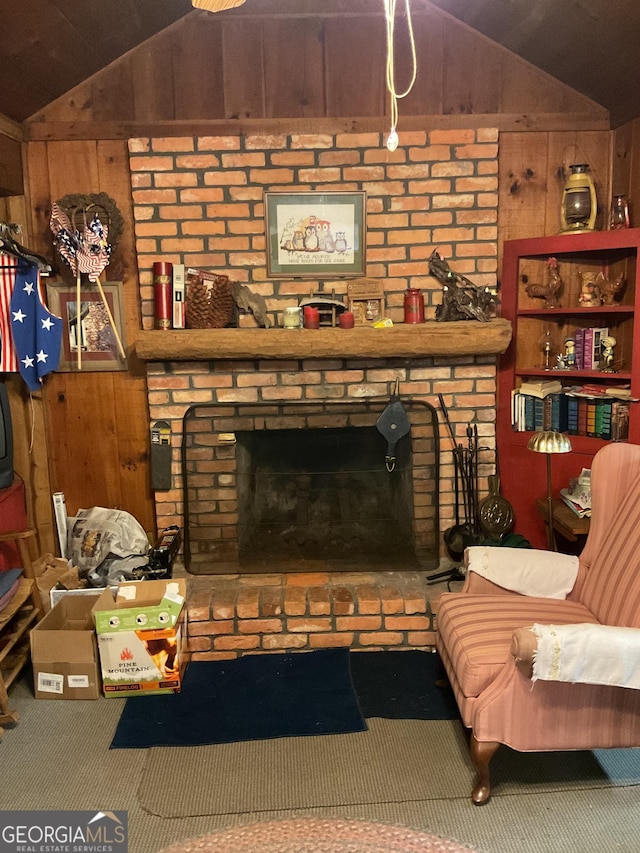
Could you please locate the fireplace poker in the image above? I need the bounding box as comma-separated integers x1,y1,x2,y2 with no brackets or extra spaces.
429,395,469,583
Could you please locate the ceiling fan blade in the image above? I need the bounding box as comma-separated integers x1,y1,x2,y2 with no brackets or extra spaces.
192,0,246,10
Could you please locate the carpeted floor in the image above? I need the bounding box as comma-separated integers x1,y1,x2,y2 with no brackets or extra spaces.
138,717,640,818
157,817,480,853
4,654,640,853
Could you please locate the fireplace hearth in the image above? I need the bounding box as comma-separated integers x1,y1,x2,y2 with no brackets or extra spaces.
182,400,440,574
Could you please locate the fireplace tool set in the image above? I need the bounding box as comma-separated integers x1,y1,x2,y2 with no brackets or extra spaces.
428,395,481,585
429,395,516,585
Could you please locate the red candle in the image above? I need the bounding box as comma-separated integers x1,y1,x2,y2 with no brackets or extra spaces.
339,311,355,329
303,306,320,329
153,261,173,330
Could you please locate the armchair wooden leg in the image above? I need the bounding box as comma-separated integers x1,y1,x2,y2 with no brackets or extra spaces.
470,735,500,805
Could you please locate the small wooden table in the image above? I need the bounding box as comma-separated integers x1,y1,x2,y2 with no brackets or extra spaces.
536,498,590,553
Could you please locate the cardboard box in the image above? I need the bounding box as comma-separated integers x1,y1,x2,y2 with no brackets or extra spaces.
92,579,187,697
30,595,101,700
33,555,89,613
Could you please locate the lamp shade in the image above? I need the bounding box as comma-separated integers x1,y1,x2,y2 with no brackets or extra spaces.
527,431,572,454
192,0,246,10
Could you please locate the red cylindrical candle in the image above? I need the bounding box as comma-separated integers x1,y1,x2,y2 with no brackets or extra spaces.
303,306,320,329
339,311,355,329
403,288,425,324
153,261,173,330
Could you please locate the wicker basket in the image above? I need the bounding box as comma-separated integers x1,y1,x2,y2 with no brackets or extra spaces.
185,270,235,329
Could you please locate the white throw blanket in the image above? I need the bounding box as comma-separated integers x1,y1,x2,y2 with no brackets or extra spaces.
531,623,640,689
466,546,579,599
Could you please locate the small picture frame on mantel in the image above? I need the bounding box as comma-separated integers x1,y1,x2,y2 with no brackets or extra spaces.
346,278,385,325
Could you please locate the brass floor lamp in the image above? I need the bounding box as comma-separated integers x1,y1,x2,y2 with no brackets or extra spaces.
527,430,573,550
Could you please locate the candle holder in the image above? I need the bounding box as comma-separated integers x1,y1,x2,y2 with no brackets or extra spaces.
537,328,556,371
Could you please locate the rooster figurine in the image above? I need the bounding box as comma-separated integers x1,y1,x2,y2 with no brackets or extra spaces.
524,256,563,308
597,271,625,306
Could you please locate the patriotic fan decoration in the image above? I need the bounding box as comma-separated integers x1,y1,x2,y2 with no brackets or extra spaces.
50,196,125,369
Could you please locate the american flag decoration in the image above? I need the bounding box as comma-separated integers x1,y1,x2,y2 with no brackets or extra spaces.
50,203,112,281
50,198,125,368
50,202,80,275
78,213,111,282
9,259,62,391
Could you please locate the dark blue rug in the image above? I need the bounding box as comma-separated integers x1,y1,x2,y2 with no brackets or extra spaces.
349,650,460,720
110,647,367,749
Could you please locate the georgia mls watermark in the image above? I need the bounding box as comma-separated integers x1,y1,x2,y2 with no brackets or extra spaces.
0,811,127,853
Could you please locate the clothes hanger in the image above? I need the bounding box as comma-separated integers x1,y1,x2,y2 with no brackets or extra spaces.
0,221,53,275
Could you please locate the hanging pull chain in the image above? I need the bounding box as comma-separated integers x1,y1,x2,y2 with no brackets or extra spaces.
384,0,418,151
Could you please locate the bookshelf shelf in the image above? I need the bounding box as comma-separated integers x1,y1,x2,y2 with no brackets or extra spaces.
516,368,633,380
517,306,634,317
497,227,640,548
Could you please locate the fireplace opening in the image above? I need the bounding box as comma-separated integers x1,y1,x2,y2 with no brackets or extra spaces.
182,400,440,574
235,426,416,571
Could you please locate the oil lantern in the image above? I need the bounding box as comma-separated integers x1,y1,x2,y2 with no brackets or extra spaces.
560,163,597,233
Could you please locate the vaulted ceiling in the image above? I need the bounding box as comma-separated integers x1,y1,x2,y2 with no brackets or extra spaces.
427,0,640,128
3,0,639,127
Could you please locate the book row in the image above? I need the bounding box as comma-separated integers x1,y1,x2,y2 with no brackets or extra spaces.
571,326,610,371
511,391,630,441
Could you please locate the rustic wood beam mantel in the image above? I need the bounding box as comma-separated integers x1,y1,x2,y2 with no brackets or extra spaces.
135,319,512,362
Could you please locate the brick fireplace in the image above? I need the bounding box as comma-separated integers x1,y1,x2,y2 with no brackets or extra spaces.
181,397,440,574
141,347,504,570
129,127,511,655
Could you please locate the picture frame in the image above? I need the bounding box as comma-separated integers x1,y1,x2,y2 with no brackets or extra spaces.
46,280,128,372
264,191,366,278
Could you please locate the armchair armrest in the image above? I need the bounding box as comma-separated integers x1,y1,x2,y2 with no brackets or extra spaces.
510,627,538,679
465,546,579,599
511,623,640,689
461,572,518,595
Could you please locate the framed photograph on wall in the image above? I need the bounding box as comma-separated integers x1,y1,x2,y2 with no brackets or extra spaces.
46,281,128,371
264,191,366,278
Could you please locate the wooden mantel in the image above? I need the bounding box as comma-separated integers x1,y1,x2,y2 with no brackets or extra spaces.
134,319,512,361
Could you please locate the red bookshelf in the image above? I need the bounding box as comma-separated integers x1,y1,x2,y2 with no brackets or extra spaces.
498,228,640,548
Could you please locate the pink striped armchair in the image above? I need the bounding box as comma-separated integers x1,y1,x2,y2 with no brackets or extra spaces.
436,442,640,804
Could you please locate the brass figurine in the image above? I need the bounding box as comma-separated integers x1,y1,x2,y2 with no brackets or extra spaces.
577,271,601,307
598,271,626,306
524,256,562,308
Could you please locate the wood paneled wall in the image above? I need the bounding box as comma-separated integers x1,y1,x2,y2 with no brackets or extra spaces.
30,3,605,127
612,118,640,225
19,140,155,552
14,2,613,553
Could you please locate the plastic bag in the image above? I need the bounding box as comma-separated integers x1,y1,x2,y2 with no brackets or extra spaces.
66,507,149,586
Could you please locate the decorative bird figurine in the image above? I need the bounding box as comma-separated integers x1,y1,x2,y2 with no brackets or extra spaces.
597,271,625,306
524,256,563,308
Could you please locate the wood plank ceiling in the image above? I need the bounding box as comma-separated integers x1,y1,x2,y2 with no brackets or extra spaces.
1,0,639,126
